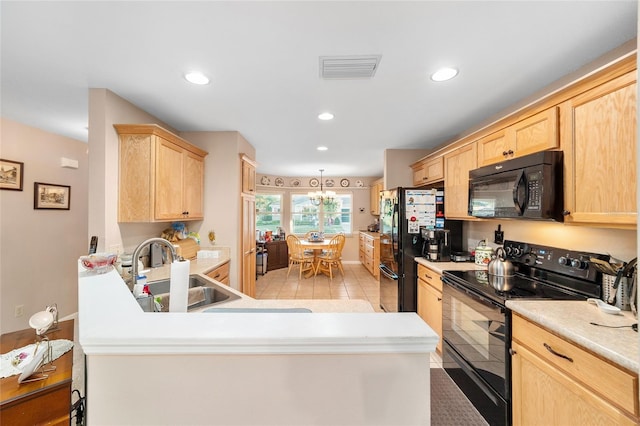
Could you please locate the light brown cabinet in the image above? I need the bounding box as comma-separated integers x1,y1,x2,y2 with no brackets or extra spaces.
241,154,257,195
411,155,444,186
240,193,256,297
477,107,559,167
560,71,637,228
511,314,638,425
359,232,380,278
416,264,442,354
115,124,207,222
370,178,383,215
206,261,230,285
444,143,477,219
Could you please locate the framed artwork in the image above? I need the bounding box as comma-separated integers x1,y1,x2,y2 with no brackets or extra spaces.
0,159,24,191
34,182,71,210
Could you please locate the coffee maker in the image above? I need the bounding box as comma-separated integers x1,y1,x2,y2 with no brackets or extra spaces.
421,228,452,262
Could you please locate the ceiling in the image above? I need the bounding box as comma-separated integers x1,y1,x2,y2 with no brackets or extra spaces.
1,1,637,178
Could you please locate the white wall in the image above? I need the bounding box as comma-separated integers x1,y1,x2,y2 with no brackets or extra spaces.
0,118,88,333
465,219,637,262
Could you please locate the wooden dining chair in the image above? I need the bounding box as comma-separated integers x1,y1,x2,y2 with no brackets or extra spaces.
286,235,315,279
314,234,345,279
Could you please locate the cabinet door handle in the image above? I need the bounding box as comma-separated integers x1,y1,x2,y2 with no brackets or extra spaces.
424,274,432,279
562,210,571,216
437,297,442,302
544,343,573,363
422,176,428,180
509,348,517,356
502,151,509,156
507,149,514,155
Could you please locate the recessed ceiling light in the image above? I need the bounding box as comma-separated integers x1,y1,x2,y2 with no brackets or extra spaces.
184,72,210,85
317,146,328,151
430,67,458,82
318,112,334,120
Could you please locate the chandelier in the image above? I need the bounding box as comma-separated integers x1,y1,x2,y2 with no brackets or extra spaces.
308,169,335,206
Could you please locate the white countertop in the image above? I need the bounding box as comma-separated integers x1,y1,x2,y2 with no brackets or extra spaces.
507,300,639,372
79,257,437,356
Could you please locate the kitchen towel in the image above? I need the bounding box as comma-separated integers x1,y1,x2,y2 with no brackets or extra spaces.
169,259,190,312
0,339,73,378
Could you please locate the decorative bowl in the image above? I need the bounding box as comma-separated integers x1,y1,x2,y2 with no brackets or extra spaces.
80,252,118,273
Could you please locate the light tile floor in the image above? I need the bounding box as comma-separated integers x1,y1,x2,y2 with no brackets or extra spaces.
256,262,443,367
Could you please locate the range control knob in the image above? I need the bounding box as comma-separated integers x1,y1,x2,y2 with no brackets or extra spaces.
512,247,523,257
558,256,571,266
504,246,513,256
571,258,588,270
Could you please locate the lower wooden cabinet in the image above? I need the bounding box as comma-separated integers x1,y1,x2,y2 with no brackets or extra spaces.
206,261,230,285
359,232,379,278
265,240,288,271
416,264,442,354
511,314,639,425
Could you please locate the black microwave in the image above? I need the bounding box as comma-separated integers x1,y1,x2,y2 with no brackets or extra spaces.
468,151,564,221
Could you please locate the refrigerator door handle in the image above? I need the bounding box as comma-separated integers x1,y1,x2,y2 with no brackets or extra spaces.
392,203,399,263
379,264,398,280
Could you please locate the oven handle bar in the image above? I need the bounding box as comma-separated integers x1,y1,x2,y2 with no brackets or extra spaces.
379,264,398,280
442,276,504,311
443,340,500,405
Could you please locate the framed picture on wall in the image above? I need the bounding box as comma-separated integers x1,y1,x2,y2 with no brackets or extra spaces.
0,158,24,191
34,182,71,210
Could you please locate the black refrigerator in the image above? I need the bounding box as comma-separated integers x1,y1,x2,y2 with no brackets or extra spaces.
378,187,461,312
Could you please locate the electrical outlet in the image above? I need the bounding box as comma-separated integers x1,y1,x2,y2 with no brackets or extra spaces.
14,305,24,318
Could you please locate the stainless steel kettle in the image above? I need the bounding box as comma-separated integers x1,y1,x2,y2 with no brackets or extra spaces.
488,247,515,277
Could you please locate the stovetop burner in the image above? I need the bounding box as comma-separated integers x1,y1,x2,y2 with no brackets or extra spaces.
442,240,609,306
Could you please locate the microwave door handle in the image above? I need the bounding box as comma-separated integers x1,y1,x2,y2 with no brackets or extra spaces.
512,170,527,215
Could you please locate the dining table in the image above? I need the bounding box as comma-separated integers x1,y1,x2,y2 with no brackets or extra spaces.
298,239,332,278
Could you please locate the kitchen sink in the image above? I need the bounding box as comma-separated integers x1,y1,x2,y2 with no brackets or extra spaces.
140,275,241,312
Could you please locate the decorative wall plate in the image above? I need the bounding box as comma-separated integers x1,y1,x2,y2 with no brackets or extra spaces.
325,179,335,187
355,180,364,187
309,178,319,187
274,177,284,187
290,178,301,187
340,178,350,187
260,176,271,185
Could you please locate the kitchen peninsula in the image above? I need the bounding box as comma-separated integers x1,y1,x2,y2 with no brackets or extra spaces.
79,255,437,425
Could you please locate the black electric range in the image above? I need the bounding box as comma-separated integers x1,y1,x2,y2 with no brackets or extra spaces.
440,240,609,426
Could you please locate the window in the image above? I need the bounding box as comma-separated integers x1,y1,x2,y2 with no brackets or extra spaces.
256,193,282,232
291,193,352,235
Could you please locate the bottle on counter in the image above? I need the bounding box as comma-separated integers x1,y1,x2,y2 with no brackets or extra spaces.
133,275,147,297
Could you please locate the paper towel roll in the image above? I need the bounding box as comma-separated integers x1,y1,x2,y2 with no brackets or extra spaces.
169,259,190,312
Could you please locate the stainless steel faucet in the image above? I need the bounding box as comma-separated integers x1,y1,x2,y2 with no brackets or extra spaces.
131,237,180,285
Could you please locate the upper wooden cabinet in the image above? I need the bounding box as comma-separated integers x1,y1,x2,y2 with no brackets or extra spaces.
370,178,383,215
560,71,637,228
115,124,208,222
411,156,444,186
444,143,477,219
477,107,559,167
240,154,257,195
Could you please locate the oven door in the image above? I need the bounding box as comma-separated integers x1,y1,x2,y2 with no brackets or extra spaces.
442,277,510,426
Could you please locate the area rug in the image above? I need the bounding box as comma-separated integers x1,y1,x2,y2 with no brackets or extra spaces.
431,368,488,426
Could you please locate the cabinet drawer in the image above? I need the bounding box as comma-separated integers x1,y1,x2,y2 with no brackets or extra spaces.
512,314,638,416
206,262,230,283
417,264,442,292
364,244,375,258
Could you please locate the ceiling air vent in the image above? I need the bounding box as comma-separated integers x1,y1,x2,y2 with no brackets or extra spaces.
320,55,382,79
